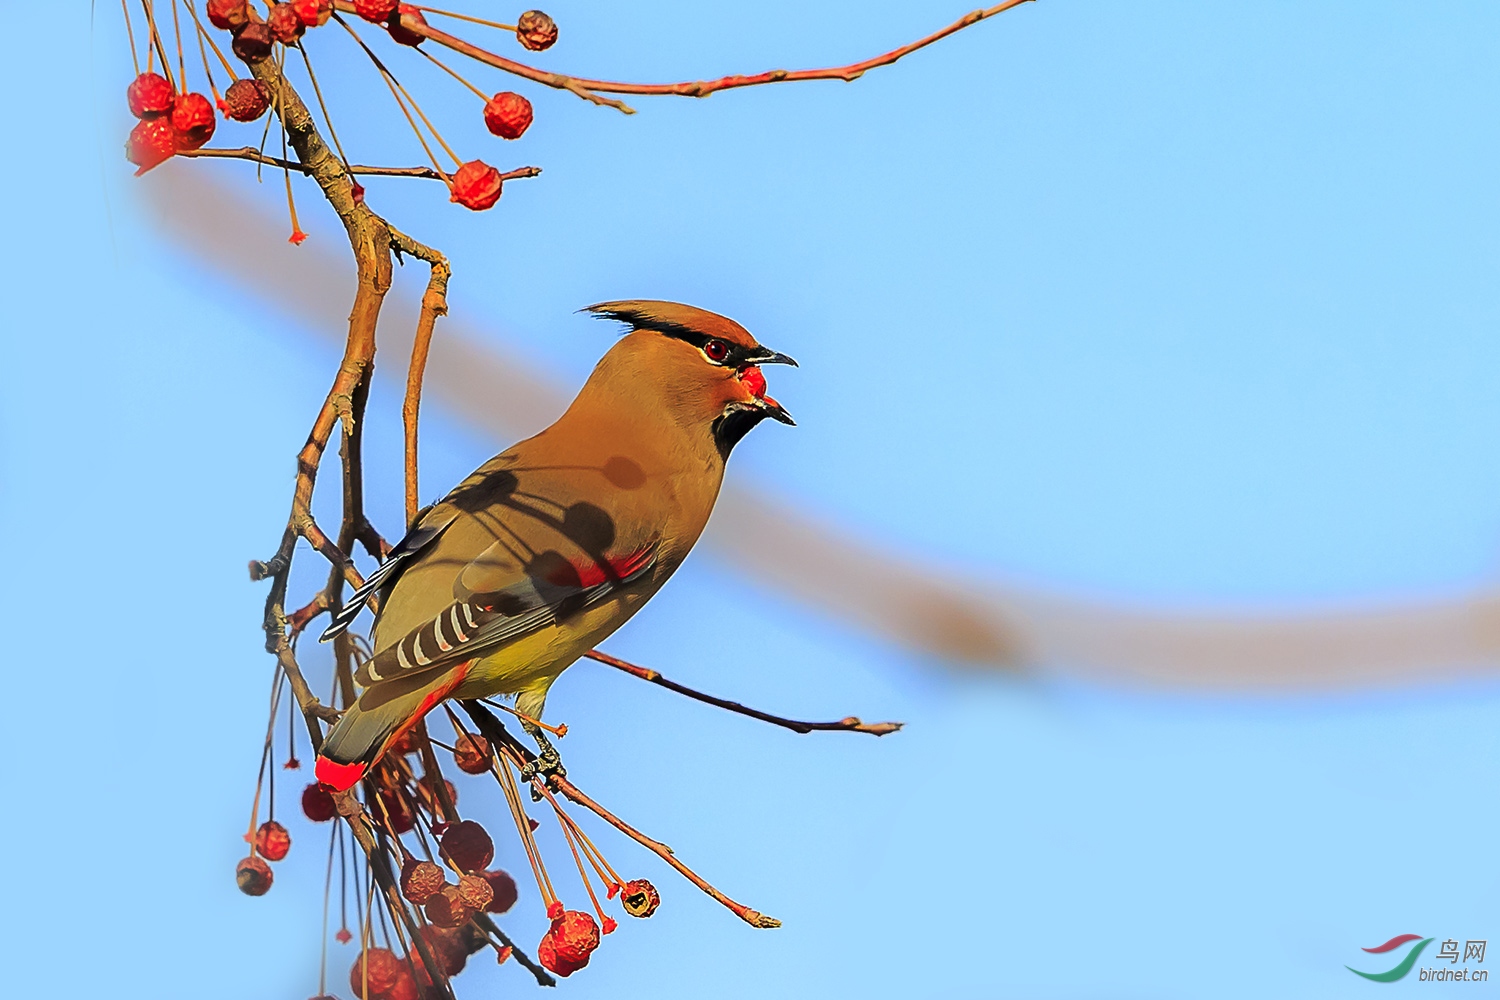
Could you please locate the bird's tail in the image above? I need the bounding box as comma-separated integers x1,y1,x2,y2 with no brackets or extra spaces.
314,662,472,791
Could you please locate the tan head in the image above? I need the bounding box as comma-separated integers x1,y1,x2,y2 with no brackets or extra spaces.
583,300,797,457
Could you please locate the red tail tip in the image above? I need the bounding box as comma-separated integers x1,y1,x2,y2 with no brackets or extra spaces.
315,755,367,792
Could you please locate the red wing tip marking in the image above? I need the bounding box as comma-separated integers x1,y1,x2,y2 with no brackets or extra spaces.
315,756,367,792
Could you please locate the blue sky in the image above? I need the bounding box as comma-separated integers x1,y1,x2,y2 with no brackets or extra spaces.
3,1,1499,997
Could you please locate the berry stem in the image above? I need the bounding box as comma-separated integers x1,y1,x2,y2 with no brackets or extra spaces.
139,0,176,91
411,6,515,33
333,13,452,178
415,46,490,102
181,0,239,81
120,0,141,76
555,806,608,927
170,0,187,96
294,43,356,179
479,696,566,737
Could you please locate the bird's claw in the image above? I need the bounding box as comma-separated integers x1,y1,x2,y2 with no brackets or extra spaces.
518,722,565,796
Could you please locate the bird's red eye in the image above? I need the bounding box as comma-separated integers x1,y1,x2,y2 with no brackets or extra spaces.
704,339,729,363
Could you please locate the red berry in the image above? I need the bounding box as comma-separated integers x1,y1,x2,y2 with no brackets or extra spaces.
440,820,493,873
233,21,274,64
415,776,457,814
483,92,533,140
354,0,398,23
449,160,502,211
515,10,558,52
293,0,333,27
170,92,216,150
378,790,415,834
206,0,251,30
424,883,472,928
235,855,274,896
389,727,423,755
254,820,292,861
418,924,468,977
537,910,599,977
268,3,305,43
127,72,174,119
384,971,419,1000
452,732,491,774
400,857,447,905
620,877,660,918
482,869,518,914
125,118,176,175
348,948,401,1000
301,781,338,821
387,4,428,46
456,872,493,910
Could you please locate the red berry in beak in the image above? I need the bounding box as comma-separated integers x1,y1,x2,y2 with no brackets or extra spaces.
223,78,272,121
620,878,660,917
537,910,599,977
348,948,401,999
483,92,533,139
254,820,292,861
301,781,337,821
354,0,397,23
206,0,251,31
449,160,502,211
516,10,558,51
482,869,518,914
387,4,428,46
127,72,174,118
125,118,176,175
293,0,333,27
440,819,494,873
235,855,274,895
232,21,274,64
170,92,217,150
267,3,305,43
740,365,767,399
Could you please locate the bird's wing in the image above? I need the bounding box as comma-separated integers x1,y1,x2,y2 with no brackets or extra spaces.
354,543,658,686
319,510,457,643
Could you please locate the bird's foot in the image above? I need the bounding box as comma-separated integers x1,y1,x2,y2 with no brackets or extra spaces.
518,721,565,798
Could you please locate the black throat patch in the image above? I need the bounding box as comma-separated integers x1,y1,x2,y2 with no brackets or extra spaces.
711,403,768,459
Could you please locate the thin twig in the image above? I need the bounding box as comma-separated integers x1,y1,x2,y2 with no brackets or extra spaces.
461,701,782,930
330,0,1032,113
180,145,543,182
585,650,903,736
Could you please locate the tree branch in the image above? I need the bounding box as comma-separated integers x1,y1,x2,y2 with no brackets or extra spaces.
585,650,903,736
180,146,543,183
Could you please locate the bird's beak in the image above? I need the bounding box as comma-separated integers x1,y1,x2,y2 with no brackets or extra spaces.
756,394,796,426
745,347,798,367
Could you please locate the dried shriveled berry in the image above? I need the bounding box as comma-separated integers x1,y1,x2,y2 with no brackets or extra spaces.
254,820,292,861
236,855,274,896
482,869,518,914
449,160,502,211
387,4,428,46
415,776,456,814
268,3,306,43
354,0,398,22
389,727,423,755
233,21,274,63
452,732,491,774
348,948,402,999
170,92,216,150
126,118,176,175
293,0,333,27
483,92,533,140
456,872,493,911
386,971,418,1000
400,857,447,905
515,10,558,51
127,72,175,119
440,819,494,873
301,781,338,821
621,878,660,918
418,924,468,977
424,883,472,928
206,0,251,30
537,910,599,977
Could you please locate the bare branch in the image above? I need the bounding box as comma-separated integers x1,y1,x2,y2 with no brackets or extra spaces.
585,650,902,737
181,145,542,182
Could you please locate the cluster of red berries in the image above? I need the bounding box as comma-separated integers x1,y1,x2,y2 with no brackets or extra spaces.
235,819,293,896
349,923,489,1000
123,72,217,175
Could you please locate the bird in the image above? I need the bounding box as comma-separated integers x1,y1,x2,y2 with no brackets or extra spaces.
312,300,797,792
